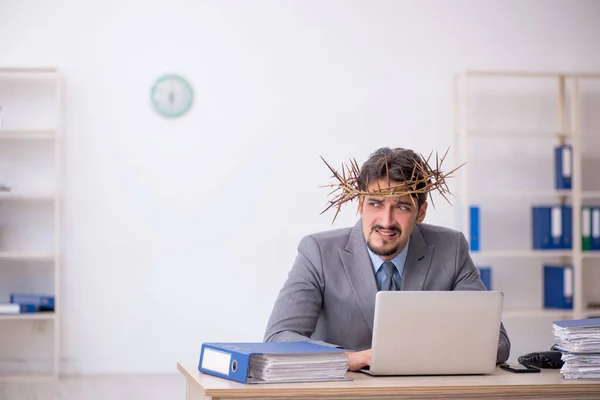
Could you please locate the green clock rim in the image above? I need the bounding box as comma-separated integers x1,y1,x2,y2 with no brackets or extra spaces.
150,73,194,118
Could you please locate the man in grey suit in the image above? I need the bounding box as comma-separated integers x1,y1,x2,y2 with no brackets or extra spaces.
264,147,510,371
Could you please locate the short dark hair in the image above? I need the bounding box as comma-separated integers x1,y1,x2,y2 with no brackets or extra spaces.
358,147,430,207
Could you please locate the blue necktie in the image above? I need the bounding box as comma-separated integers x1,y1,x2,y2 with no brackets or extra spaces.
382,261,400,291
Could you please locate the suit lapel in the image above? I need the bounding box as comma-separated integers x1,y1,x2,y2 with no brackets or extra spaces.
402,224,434,290
339,219,378,334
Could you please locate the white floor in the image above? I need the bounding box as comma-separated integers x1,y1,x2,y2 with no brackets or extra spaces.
0,374,185,400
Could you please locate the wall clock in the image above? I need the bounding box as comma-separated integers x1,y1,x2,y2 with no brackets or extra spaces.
150,74,194,118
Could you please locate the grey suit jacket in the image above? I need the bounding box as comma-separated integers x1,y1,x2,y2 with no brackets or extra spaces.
264,219,511,364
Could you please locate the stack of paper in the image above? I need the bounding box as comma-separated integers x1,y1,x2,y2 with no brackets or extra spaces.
553,318,600,379
248,352,349,383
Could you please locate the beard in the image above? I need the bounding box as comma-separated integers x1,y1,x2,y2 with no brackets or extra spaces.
366,224,402,257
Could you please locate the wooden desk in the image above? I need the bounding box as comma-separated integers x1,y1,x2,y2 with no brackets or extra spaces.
177,362,600,400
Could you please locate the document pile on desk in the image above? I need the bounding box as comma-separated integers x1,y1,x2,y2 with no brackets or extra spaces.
553,318,600,379
247,351,349,383
198,341,349,384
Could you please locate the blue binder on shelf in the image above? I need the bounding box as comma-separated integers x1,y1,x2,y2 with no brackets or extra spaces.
532,206,562,249
9,293,55,311
478,267,492,290
469,206,479,251
544,264,573,310
532,206,550,249
592,206,600,251
532,205,571,249
0,302,37,313
198,341,348,384
555,144,572,190
561,205,573,249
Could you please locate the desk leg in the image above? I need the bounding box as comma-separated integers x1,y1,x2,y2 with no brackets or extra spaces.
186,377,214,400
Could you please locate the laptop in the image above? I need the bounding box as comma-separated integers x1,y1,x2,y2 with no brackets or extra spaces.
360,290,504,376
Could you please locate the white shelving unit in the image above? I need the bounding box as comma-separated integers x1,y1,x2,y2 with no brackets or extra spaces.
0,67,61,380
453,70,600,323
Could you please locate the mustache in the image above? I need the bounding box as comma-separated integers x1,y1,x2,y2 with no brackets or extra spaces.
372,225,401,233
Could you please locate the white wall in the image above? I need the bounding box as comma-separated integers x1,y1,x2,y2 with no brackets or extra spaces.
1,0,600,374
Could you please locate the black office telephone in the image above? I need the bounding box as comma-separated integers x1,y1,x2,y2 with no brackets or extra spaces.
517,349,564,369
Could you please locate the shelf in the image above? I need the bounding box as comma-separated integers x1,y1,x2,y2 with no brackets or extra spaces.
585,309,600,317
0,373,56,382
471,250,573,258
460,70,600,78
0,67,58,74
503,308,600,319
0,192,56,201
503,309,573,319
458,130,600,139
0,66,61,380
460,130,571,138
0,252,55,260
0,68,59,82
473,251,600,258
461,190,600,199
0,129,57,140
0,312,55,321
471,251,600,259
462,190,572,199
582,191,600,199
456,70,600,370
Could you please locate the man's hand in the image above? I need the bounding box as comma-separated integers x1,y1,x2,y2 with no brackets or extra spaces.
346,349,371,371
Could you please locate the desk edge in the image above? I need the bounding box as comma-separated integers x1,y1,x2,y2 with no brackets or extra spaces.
176,362,600,398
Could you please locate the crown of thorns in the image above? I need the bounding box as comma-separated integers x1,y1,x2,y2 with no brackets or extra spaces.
319,148,466,224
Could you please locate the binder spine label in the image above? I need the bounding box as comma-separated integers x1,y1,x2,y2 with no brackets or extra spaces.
582,207,592,251
201,348,232,375
551,206,562,245
562,146,572,178
593,208,600,240
583,208,591,237
564,266,573,298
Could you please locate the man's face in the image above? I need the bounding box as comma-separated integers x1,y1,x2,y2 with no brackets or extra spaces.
358,179,427,261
